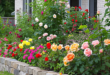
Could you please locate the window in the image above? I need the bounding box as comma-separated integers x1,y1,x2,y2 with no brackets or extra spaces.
89,0,97,17
23,0,34,16
70,0,79,7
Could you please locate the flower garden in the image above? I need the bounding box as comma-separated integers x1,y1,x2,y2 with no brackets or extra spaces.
0,0,110,75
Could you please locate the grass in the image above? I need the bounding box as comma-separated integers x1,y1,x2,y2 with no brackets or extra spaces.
0,71,13,75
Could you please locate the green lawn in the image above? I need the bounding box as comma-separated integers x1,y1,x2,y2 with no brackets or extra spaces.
0,71,13,75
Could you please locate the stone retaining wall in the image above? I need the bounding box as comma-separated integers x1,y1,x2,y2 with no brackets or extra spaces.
0,57,68,75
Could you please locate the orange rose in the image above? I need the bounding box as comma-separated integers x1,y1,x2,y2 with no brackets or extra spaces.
65,45,70,51
63,56,69,66
66,53,75,62
104,39,110,45
57,44,63,50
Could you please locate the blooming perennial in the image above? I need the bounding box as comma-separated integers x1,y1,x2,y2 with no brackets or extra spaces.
104,39,110,45
39,22,43,27
44,24,48,29
53,14,57,18
51,43,57,51
84,48,92,57
43,33,48,37
57,44,63,50
65,45,70,51
35,18,39,22
92,40,99,47
81,42,89,49
70,43,79,52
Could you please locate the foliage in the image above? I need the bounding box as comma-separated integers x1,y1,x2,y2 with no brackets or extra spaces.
0,0,14,17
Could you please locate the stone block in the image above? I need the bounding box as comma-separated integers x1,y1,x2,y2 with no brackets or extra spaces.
10,68,14,74
14,69,20,75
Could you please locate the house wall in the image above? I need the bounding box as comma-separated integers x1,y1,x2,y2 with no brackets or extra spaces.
97,0,110,30
15,0,23,24
81,0,89,11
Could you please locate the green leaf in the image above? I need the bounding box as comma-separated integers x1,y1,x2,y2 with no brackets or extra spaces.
80,66,84,73
84,29,90,33
78,25,87,29
105,62,110,68
93,23,98,28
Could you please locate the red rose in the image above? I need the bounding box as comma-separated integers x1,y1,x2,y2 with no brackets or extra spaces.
45,57,49,61
75,20,78,22
66,30,68,33
85,9,88,12
13,49,16,52
75,6,77,8
72,19,74,21
88,16,91,18
36,54,42,58
78,6,82,10
64,22,66,24
82,13,85,16
20,49,23,52
12,53,15,57
70,15,73,17
20,40,23,42
46,43,51,49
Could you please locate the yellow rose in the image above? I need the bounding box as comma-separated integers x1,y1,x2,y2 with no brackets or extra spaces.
70,43,79,52
29,38,33,42
51,43,57,51
26,41,30,46
22,40,27,45
19,43,23,49
30,46,35,50
67,11,70,13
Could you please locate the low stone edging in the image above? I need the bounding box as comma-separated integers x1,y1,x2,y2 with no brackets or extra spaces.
0,57,68,75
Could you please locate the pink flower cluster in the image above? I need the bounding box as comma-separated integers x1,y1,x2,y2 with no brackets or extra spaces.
81,40,100,57
46,34,57,41
4,37,8,41
23,45,44,62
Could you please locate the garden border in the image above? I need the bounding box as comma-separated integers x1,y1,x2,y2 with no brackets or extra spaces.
0,57,68,75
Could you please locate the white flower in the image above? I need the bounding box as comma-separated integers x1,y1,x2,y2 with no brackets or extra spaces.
35,18,39,22
67,4,70,8
44,24,48,29
39,22,43,27
53,14,57,18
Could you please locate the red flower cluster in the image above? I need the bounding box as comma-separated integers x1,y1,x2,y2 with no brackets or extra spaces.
20,49,23,52
20,40,23,42
46,43,51,49
12,53,18,57
36,54,42,58
7,45,12,50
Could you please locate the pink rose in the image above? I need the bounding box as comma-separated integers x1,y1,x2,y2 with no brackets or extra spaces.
38,36,41,39
46,36,51,41
53,35,57,38
99,49,103,54
9,31,12,34
97,11,100,14
0,41,1,44
81,42,89,49
43,33,48,37
41,11,43,15
19,28,21,31
92,40,99,47
44,0,47,2
32,24,34,26
84,48,92,57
